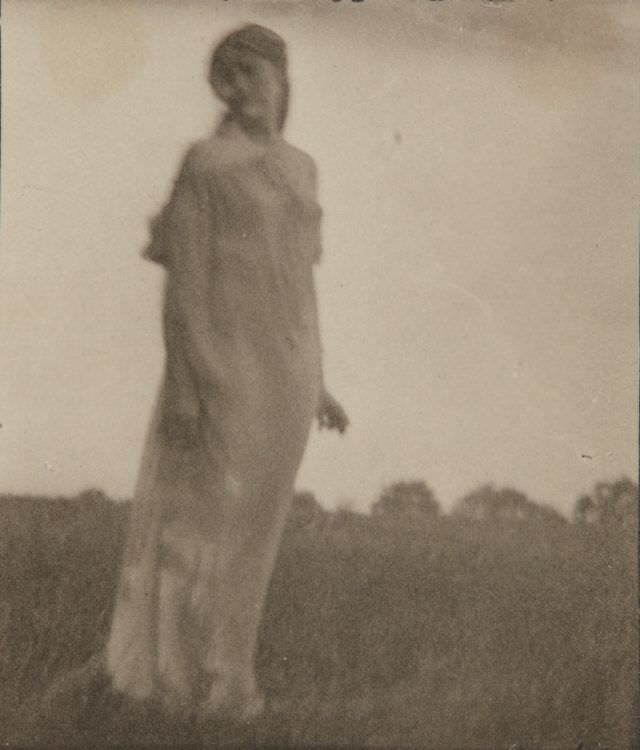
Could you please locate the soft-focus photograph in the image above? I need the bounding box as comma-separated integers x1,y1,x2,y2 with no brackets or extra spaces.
1,1,638,747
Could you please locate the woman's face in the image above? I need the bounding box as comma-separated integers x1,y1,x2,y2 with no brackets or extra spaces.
220,52,284,132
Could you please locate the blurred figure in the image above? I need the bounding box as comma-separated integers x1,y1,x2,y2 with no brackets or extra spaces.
106,24,348,724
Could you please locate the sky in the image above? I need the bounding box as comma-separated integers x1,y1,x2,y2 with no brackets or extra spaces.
2,0,639,516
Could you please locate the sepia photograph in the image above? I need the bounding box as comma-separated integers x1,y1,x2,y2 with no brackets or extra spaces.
1,0,638,747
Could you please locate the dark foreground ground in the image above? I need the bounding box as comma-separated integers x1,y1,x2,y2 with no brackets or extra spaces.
0,493,637,749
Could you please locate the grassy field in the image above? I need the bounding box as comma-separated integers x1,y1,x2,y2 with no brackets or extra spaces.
1,492,637,748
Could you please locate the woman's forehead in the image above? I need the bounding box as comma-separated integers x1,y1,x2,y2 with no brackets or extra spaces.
238,49,278,72
220,47,276,74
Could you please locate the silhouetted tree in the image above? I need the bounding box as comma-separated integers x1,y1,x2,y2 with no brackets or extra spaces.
371,480,440,520
453,483,563,524
572,478,638,526
573,494,598,525
75,488,110,505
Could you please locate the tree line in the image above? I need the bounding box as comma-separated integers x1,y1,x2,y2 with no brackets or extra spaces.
288,475,638,529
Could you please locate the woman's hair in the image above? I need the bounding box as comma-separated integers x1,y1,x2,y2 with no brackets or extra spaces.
209,24,289,131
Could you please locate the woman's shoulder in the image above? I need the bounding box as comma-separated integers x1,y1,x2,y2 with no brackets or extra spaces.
181,132,273,174
279,140,318,185
174,134,237,176
178,134,318,185
179,137,221,175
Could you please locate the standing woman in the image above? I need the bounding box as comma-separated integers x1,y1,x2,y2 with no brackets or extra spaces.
106,24,348,723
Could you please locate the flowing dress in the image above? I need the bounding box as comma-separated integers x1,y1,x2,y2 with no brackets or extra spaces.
106,123,324,714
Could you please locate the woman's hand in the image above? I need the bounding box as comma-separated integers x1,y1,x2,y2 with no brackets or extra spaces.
317,390,349,434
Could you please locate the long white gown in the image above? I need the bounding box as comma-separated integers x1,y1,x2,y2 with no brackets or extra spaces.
106,120,324,717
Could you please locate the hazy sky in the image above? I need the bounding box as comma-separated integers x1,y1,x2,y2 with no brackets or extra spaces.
2,0,639,515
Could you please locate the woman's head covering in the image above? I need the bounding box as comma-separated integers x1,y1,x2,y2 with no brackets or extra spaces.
209,24,289,131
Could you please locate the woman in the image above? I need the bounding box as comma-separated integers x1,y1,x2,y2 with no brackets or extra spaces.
106,24,348,723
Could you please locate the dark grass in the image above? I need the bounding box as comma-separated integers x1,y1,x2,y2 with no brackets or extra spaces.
0,493,637,748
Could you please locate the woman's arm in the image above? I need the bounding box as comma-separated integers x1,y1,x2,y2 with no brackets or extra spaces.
142,212,169,266
308,155,349,435
142,146,206,267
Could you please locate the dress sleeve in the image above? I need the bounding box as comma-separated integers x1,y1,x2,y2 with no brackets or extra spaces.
142,146,208,268
308,157,324,266
145,144,216,422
